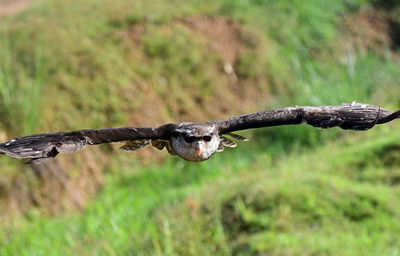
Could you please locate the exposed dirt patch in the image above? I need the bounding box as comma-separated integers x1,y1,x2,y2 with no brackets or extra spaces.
343,8,391,53
128,15,245,65
125,15,269,117
0,0,31,18
179,15,251,84
343,7,400,52
0,148,106,216
127,23,146,46
180,15,244,65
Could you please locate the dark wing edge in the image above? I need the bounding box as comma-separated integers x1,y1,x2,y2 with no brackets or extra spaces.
215,103,400,134
0,124,176,164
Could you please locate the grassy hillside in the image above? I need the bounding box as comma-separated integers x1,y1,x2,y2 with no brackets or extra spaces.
1,0,400,255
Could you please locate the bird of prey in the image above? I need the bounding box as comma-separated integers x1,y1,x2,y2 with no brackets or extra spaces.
0,103,399,164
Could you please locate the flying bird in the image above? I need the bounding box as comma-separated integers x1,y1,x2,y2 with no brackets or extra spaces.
0,103,399,164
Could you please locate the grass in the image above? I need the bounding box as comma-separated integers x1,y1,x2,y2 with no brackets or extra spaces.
148,128,400,256
0,0,400,255
2,128,400,255
0,32,45,135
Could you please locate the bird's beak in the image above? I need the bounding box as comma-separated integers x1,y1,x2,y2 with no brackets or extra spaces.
196,147,202,156
195,143,202,156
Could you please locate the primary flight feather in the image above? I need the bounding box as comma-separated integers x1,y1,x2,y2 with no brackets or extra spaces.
1,103,399,164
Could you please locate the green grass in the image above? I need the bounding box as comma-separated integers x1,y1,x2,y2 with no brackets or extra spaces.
0,33,45,135
2,128,400,255
1,0,400,255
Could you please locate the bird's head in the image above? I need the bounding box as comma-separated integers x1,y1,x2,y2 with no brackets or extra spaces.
170,123,220,162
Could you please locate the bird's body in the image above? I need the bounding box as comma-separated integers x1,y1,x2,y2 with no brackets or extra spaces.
169,122,220,161
118,122,236,161
1,103,399,164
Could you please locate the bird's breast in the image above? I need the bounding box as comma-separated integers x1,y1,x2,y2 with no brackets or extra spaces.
169,138,207,162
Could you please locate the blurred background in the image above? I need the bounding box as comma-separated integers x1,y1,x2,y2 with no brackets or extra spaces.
0,0,400,255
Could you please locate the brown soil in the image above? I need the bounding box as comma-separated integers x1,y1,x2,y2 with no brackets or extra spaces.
343,7,395,53
128,15,245,65
126,15,269,118
0,0,31,18
180,15,244,65
0,149,106,217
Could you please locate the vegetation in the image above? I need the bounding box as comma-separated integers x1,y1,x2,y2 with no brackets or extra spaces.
0,0,400,255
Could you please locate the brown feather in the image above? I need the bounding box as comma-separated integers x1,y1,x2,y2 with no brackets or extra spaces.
151,140,167,150
220,136,237,148
151,140,177,155
226,132,249,141
119,140,150,152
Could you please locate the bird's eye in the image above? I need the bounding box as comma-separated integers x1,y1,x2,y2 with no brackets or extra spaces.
184,136,196,143
203,136,212,142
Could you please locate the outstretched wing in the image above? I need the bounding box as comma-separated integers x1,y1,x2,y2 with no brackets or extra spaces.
215,103,400,134
0,124,176,164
